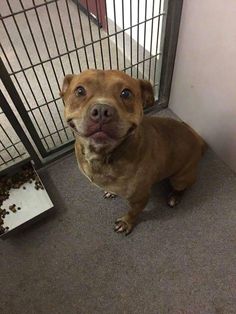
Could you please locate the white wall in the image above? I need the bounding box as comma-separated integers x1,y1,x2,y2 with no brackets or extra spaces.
169,0,236,173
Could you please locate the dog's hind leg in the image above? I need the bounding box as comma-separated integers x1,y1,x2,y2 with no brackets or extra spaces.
168,166,197,208
167,189,185,208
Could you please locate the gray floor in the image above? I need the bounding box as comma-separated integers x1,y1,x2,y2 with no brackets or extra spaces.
1,109,236,313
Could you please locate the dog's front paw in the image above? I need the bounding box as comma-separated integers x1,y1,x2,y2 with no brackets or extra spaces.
104,191,117,199
114,216,133,235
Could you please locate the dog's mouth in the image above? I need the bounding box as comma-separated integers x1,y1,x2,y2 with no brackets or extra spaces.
84,125,116,143
68,119,136,144
67,120,112,139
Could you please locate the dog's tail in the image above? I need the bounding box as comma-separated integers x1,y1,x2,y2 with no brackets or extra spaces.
182,122,207,156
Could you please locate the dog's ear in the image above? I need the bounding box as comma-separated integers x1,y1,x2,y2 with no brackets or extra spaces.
60,74,74,98
139,79,155,108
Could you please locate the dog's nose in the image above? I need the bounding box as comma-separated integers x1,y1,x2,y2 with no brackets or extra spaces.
90,104,116,123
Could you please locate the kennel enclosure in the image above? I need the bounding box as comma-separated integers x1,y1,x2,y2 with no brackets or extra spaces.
0,0,183,174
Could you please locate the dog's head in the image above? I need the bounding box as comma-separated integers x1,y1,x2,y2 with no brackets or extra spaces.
61,70,154,152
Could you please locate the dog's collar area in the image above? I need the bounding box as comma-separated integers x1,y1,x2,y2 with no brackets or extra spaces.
104,127,139,164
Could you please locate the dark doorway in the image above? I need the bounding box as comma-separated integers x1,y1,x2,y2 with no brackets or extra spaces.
77,0,108,30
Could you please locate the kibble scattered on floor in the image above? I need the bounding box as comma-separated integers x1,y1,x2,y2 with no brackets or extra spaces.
0,165,45,235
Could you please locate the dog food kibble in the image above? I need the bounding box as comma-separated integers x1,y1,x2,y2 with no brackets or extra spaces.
0,164,38,208
34,178,44,190
0,164,46,236
9,205,17,213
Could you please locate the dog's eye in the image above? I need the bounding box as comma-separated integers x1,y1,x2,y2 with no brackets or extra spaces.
120,89,132,99
75,86,86,97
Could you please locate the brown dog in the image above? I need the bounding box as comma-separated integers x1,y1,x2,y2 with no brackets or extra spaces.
61,69,205,235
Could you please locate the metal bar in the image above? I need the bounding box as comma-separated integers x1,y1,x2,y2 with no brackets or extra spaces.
148,0,156,80
0,139,14,160
0,0,58,20
0,154,7,165
0,124,21,156
41,127,72,141
33,6,70,143
142,0,148,78
54,0,74,72
113,0,119,69
38,0,66,76
74,0,89,69
0,145,24,156
0,91,42,168
104,0,113,69
136,0,140,77
0,150,27,164
5,0,57,147
28,97,61,111
153,0,165,93
0,58,47,157
122,53,161,72
40,135,74,157
0,152,26,162
121,0,126,71
38,143,74,168
158,0,183,107
8,13,165,76
95,0,105,69
85,0,97,68
65,0,82,72
130,0,133,76
0,47,50,150
31,0,66,79
0,140,22,152
18,0,65,144
153,0,164,87
31,0,70,140
143,99,163,115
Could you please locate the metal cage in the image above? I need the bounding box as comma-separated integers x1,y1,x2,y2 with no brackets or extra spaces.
0,0,182,173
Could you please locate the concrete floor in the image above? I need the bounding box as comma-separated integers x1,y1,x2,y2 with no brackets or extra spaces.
1,109,236,314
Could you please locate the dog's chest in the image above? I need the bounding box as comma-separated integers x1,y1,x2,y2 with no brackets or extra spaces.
78,156,135,197
80,158,117,187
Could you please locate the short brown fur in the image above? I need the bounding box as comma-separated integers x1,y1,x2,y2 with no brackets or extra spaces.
61,70,205,235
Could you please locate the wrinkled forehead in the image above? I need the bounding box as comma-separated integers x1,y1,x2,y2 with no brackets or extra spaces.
71,70,139,92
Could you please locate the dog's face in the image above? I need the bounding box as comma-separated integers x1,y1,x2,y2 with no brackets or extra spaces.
61,70,154,151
